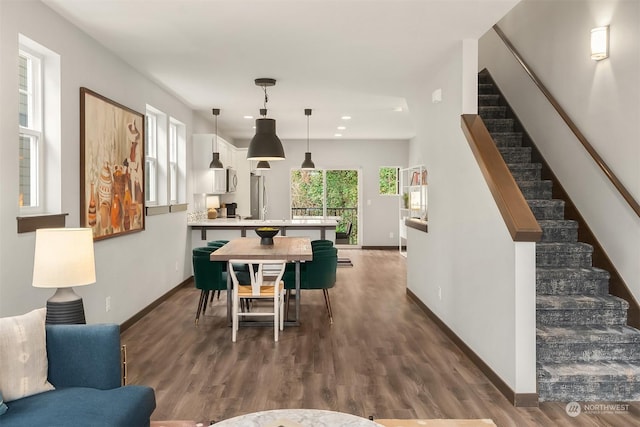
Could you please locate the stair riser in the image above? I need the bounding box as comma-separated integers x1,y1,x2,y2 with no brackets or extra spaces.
538,343,640,363
537,309,627,326
478,84,495,95
512,169,542,182
492,133,523,147
499,148,531,164
529,204,565,220
537,281,609,296
518,182,553,200
540,226,578,243
536,251,592,268
478,94,500,106
479,107,507,119
484,119,514,132
538,382,640,402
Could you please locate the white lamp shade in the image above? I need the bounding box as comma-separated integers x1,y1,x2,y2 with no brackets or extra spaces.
591,26,609,60
32,228,96,288
206,195,221,209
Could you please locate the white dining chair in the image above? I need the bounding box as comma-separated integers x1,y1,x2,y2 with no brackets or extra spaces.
228,259,287,342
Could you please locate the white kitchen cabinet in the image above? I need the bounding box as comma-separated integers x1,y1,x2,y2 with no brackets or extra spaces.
192,133,228,194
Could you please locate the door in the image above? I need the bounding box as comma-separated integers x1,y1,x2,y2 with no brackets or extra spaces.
290,168,360,246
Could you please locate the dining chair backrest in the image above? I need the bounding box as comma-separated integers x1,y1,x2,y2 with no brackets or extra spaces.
311,239,334,249
192,247,226,291
228,259,287,296
306,246,338,289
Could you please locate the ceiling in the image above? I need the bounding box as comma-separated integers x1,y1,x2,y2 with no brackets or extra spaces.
43,0,518,142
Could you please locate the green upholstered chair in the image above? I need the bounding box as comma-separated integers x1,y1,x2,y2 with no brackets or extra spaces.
192,246,227,325
284,246,338,323
311,239,334,249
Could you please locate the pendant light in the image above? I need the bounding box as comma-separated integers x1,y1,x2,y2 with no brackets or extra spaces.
247,78,285,161
255,160,271,170
300,108,315,169
209,108,224,169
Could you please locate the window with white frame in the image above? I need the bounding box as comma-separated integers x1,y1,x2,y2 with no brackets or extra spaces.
169,118,186,204
145,110,158,204
17,35,61,223
18,49,43,209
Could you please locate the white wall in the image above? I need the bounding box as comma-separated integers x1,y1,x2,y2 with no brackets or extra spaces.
479,0,640,301
0,1,197,322
404,41,536,395
239,138,409,247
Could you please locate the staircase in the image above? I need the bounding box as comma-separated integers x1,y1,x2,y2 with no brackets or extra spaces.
477,70,640,402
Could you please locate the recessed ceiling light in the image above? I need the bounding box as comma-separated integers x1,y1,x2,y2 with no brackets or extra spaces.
244,115,254,119
334,133,342,137
337,126,346,130
394,107,404,112
341,116,351,120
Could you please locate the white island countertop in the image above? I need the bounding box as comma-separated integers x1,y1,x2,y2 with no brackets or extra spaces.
188,218,339,227
188,217,339,241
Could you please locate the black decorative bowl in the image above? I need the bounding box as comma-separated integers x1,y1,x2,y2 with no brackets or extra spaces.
255,227,280,245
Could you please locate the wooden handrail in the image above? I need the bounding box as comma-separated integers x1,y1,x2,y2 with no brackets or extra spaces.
492,25,640,218
461,114,542,242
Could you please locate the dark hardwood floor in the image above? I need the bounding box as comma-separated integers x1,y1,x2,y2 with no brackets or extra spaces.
122,249,640,426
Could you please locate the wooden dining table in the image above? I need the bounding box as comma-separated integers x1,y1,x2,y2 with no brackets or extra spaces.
209,236,313,326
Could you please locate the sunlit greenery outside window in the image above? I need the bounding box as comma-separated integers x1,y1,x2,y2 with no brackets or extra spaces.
379,166,399,195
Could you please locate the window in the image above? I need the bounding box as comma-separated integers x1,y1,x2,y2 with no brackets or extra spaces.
145,110,158,204
18,50,43,209
18,36,61,216
379,166,399,195
169,118,185,204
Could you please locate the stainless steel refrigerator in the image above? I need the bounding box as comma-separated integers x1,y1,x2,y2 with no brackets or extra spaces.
250,173,266,220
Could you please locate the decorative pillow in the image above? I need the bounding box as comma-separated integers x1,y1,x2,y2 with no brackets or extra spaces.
0,308,54,402
0,390,7,415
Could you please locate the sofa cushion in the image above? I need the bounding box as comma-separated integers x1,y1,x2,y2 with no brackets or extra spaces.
0,308,54,402
0,391,7,415
0,386,156,427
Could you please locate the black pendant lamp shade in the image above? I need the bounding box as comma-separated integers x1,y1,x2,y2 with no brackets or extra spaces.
247,78,285,161
300,108,315,169
256,160,271,170
247,118,285,160
209,108,224,169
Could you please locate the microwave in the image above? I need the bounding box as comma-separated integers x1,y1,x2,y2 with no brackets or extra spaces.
226,168,237,193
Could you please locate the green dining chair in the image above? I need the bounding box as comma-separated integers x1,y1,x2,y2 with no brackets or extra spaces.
284,246,337,323
192,246,227,325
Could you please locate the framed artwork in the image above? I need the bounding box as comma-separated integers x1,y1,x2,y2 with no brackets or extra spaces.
80,87,145,240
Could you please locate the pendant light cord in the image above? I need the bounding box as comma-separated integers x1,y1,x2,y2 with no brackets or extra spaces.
307,114,310,151
262,86,269,117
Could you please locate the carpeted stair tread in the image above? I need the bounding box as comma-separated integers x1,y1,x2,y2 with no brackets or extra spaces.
537,294,629,310
537,325,640,344
538,361,640,382
478,83,496,95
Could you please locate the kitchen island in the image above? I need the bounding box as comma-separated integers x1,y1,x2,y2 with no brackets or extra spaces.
188,218,338,245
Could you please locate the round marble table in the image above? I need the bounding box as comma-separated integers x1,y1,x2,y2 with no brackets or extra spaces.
213,409,382,427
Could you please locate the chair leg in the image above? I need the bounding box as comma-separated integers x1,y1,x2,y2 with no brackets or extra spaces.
195,290,207,325
274,292,279,342
323,289,334,324
232,293,239,342
279,290,285,331
285,290,291,320
202,290,210,315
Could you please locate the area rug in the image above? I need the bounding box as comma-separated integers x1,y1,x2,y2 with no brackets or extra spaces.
375,420,496,427
337,257,353,267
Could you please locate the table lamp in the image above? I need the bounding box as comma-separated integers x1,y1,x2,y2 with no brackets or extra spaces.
207,195,220,219
32,228,96,324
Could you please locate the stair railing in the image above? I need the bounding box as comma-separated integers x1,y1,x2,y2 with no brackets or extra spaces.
492,24,640,218
461,114,542,242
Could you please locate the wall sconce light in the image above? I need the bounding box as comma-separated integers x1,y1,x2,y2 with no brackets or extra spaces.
591,26,609,61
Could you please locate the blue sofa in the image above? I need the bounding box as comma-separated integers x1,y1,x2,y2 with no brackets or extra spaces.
1,323,156,427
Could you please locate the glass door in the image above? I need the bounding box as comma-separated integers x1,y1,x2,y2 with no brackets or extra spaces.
290,168,360,246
